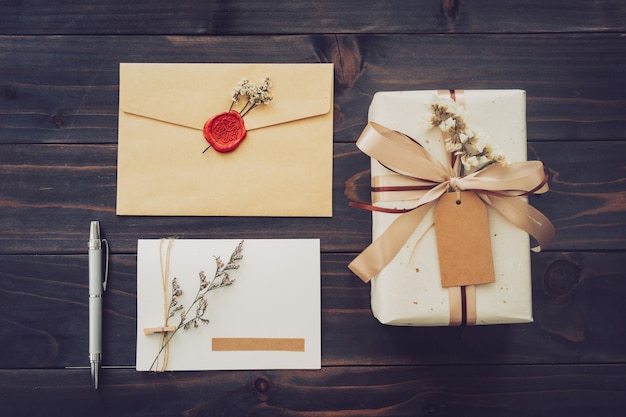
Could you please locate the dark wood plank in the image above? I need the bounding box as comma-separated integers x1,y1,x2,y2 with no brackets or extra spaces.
1,0,624,415
1,251,624,369
0,143,371,254
336,34,626,143
2,34,625,145
1,1,625,35
528,141,626,251
0,141,624,254
1,365,626,417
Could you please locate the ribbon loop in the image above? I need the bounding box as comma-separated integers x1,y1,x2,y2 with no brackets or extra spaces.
358,122,453,182
349,122,555,283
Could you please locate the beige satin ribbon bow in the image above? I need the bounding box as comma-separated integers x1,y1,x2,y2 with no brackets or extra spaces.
348,122,555,283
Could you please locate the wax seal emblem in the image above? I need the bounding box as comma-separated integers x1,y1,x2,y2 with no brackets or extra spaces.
203,111,247,153
202,77,272,154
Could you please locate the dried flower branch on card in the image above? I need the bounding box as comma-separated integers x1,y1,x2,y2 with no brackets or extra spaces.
149,240,244,371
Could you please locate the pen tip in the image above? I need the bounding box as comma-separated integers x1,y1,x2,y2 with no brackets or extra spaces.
91,361,99,389
90,220,100,235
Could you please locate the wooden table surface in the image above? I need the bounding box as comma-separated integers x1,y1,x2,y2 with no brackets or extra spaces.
1,1,625,416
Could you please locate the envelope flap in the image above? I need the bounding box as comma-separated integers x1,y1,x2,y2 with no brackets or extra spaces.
120,63,333,131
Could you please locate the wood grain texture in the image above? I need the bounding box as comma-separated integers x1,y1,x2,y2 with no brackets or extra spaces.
2,34,625,145
1,0,625,35
0,143,371,254
0,141,623,254
1,365,626,417
1,252,625,369
1,1,625,415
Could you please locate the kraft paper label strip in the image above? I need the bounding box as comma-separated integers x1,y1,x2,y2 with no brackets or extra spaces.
212,338,305,352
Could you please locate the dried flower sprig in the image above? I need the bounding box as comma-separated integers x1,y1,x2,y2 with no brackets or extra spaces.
149,240,245,371
202,77,273,153
229,77,273,117
429,97,509,175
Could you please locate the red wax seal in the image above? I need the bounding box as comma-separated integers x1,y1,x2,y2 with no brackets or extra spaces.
203,110,247,153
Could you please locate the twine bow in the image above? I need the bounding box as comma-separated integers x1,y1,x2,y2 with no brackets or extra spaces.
141,238,177,372
348,121,555,283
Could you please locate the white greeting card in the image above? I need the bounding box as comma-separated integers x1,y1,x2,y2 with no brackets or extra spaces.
136,239,321,371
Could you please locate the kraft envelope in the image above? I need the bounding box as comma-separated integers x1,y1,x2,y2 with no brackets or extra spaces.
116,63,334,216
136,239,321,371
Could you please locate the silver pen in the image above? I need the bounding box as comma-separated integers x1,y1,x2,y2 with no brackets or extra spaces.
88,221,108,389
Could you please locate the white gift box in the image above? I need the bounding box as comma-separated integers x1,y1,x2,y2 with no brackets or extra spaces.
367,90,533,326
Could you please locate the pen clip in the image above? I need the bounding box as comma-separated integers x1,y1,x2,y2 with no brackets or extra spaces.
102,238,109,292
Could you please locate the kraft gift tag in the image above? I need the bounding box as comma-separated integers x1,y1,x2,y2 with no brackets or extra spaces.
434,191,495,288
